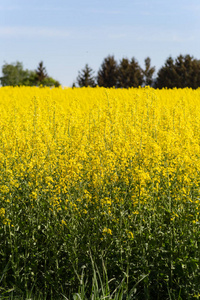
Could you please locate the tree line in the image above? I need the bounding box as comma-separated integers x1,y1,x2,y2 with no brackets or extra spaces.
1,54,200,88
75,54,200,89
0,61,60,87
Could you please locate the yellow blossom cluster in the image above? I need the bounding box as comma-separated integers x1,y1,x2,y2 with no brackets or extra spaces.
0,86,200,230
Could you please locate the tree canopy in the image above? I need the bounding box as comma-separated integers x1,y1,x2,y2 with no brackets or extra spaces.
117,58,130,88
0,62,30,86
117,57,144,88
128,57,144,87
155,55,200,89
97,55,118,88
36,61,48,83
1,53,200,89
76,64,96,87
0,61,60,87
143,57,155,86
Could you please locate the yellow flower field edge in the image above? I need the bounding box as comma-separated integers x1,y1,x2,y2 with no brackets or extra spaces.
0,86,200,299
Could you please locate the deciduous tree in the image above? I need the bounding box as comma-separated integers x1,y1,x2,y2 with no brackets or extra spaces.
0,61,29,86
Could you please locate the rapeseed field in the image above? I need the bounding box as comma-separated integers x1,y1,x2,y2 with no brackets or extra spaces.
0,86,200,299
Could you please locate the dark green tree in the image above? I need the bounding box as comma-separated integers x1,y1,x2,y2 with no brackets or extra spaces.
142,57,156,86
155,55,200,89
72,82,76,88
35,61,48,83
22,71,38,86
0,61,29,86
117,58,131,88
191,58,200,88
175,55,187,87
175,55,200,88
34,61,60,86
76,64,96,87
41,77,60,87
128,57,143,87
97,55,118,87
155,56,177,88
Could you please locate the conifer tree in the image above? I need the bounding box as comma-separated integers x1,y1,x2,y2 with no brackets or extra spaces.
76,64,96,87
36,61,48,83
128,57,143,87
35,61,60,86
175,55,200,88
117,58,131,88
142,57,155,86
97,55,118,87
155,56,177,88
156,55,200,89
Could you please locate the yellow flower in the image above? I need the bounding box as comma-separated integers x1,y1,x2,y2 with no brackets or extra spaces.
102,228,112,235
61,220,67,226
126,231,134,239
0,208,5,216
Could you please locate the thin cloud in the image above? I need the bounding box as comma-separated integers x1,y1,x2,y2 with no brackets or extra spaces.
0,26,71,38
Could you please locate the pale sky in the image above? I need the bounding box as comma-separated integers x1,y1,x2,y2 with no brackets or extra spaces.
1,0,200,86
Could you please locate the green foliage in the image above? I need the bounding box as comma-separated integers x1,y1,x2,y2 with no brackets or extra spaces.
22,71,37,86
0,61,60,87
117,57,144,88
156,55,200,88
156,56,177,88
40,76,60,87
0,62,30,86
76,64,96,87
1,161,200,299
142,57,156,87
128,57,143,87
97,55,143,88
2,53,200,89
35,61,48,83
97,55,118,87
117,58,131,88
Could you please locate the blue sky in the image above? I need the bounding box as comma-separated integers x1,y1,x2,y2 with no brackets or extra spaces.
1,0,200,86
